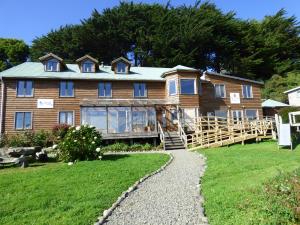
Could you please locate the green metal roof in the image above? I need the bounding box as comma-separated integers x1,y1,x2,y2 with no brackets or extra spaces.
0,62,172,81
262,99,289,108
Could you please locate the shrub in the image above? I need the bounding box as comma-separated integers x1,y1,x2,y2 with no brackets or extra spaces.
8,131,34,147
143,143,152,151
130,143,144,151
52,124,70,141
58,125,102,162
102,142,154,152
32,130,53,148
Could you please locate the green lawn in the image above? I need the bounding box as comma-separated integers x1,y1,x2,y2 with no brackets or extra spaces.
0,153,169,225
199,141,300,225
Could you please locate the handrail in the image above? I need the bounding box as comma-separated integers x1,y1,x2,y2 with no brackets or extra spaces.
178,121,188,149
157,122,165,150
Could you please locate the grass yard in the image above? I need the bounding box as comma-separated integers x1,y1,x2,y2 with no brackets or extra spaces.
199,141,300,225
0,153,169,225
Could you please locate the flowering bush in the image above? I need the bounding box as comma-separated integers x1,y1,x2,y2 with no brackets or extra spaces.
58,125,102,162
52,124,70,141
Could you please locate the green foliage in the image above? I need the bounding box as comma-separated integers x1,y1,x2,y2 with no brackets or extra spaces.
199,142,300,225
278,106,300,123
102,142,154,152
0,38,29,71
8,131,34,147
263,72,300,102
58,125,102,162
32,130,53,147
52,124,71,141
259,169,300,224
30,3,300,82
0,154,169,225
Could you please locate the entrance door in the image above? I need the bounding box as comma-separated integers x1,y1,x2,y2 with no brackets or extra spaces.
182,108,198,131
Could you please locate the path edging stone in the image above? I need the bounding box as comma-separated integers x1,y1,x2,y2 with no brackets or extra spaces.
94,151,174,225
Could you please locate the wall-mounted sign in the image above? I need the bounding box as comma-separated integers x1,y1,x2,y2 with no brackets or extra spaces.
37,99,54,108
230,93,240,104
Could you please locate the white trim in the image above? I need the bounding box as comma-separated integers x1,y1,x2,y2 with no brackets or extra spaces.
16,80,34,98
242,84,253,99
168,79,177,96
58,110,75,126
179,78,197,95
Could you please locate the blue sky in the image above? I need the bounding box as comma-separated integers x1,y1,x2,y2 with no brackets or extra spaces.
1,0,299,45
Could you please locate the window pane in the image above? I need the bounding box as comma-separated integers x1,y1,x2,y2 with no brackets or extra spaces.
215,110,227,118
180,79,195,94
134,83,140,97
108,107,131,133
117,62,126,73
25,81,33,96
67,82,74,96
81,107,107,132
245,110,257,120
215,84,225,98
99,83,105,96
24,112,31,129
60,82,66,96
17,81,24,96
67,112,73,125
15,112,23,129
59,112,66,124
169,80,176,95
105,83,112,96
140,83,146,97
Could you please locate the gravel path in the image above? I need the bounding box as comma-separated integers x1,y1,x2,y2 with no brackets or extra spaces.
103,150,209,225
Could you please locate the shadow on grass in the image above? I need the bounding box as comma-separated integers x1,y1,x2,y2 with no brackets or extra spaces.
102,154,130,161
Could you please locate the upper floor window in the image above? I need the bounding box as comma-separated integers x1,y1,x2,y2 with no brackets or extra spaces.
134,83,147,97
46,59,59,72
168,79,177,96
117,62,127,73
99,82,112,97
60,81,74,97
17,80,33,97
82,60,94,73
59,111,74,125
215,84,226,98
15,112,32,130
180,79,196,95
242,85,253,98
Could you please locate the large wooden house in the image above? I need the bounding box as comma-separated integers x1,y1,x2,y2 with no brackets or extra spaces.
0,53,263,144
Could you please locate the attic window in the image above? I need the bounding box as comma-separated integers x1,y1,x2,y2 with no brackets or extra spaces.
82,60,94,73
117,62,126,73
46,59,59,72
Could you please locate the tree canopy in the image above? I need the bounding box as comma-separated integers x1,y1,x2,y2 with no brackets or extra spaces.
0,38,29,71
30,2,300,81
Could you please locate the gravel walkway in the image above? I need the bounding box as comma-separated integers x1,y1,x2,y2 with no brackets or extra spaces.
103,150,209,225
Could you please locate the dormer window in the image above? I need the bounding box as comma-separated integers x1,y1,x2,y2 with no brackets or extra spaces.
111,57,131,74
76,55,98,73
39,53,64,72
82,60,94,73
46,59,59,72
117,62,126,73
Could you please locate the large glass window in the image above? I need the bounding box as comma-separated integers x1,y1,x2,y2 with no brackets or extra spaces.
168,80,177,96
242,85,253,98
180,79,195,94
134,83,147,97
81,107,107,133
98,82,112,97
215,84,226,98
59,111,74,125
215,110,227,118
108,107,131,133
117,62,126,73
60,81,74,97
15,112,32,130
46,59,58,72
17,80,33,97
245,109,257,120
82,60,94,73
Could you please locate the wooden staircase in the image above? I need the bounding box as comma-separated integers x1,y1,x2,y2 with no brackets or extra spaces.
164,132,186,150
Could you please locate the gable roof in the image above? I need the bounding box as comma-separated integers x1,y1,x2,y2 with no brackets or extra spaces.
111,57,131,65
284,86,300,94
76,55,99,64
204,71,264,85
161,65,199,77
0,62,170,81
262,99,289,108
38,53,63,62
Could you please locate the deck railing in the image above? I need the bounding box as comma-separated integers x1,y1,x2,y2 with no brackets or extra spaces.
158,122,165,150
178,121,188,149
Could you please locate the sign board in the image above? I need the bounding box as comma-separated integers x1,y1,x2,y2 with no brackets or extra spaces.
230,93,240,104
278,123,292,147
37,99,54,108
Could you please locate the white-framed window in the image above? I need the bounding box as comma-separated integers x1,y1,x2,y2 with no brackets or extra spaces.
82,60,94,73
81,107,107,133
215,84,226,98
245,109,257,120
59,111,74,125
16,80,33,97
232,110,243,121
98,82,112,97
46,59,59,72
168,79,177,96
15,112,32,130
180,79,196,95
117,62,127,73
60,81,74,97
242,85,253,98
215,110,227,118
133,83,147,97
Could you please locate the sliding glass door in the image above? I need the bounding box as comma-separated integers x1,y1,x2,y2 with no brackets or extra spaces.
108,107,131,133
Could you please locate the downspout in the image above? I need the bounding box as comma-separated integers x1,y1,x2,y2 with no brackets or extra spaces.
0,78,5,136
